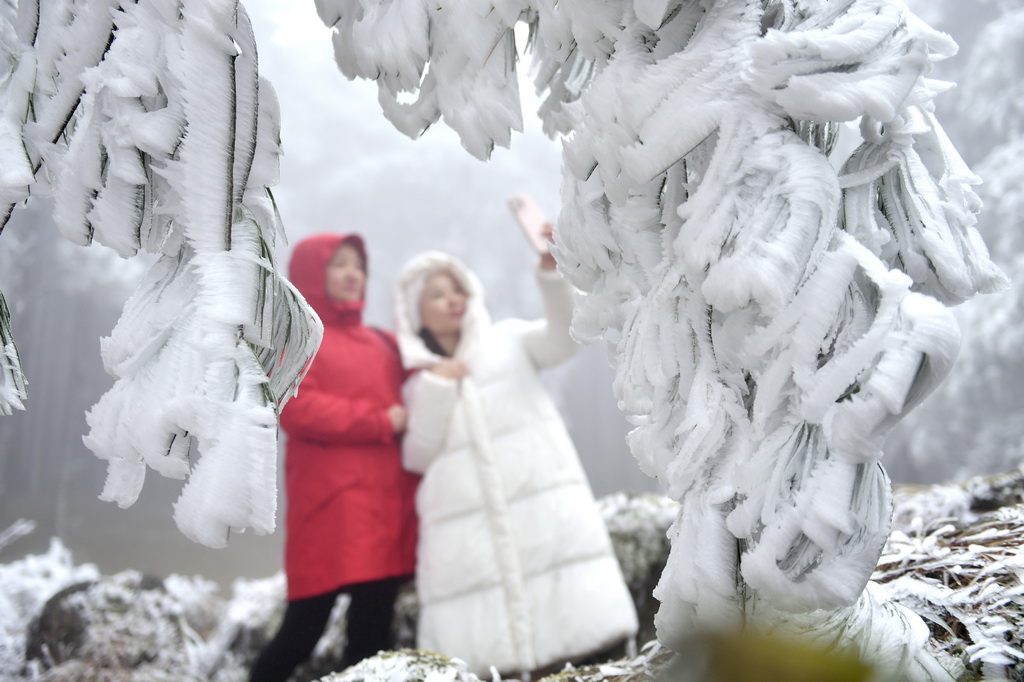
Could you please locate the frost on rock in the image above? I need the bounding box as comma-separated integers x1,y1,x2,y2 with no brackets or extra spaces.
889,471,1024,535
0,537,100,680
319,649,483,682
1,482,1021,681
598,492,678,592
0,0,322,547
597,492,678,646
314,0,1005,678
24,569,217,681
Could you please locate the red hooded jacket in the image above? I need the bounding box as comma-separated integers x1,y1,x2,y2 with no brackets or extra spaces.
281,233,418,600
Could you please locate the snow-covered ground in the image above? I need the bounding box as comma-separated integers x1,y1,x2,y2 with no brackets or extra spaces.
0,493,675,681
2,483,1022,681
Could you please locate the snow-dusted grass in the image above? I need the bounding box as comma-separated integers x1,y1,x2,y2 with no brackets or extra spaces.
876,476,1024,678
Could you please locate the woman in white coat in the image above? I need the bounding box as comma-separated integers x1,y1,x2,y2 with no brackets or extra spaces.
393,245,638,677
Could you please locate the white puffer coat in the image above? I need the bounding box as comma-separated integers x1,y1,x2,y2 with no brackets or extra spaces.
393,251,638,676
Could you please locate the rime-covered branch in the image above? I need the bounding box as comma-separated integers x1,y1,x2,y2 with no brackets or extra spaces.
0,0,321,547
313,0,1007,677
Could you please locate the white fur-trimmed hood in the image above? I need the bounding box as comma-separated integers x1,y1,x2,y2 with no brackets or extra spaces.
392,251,491,370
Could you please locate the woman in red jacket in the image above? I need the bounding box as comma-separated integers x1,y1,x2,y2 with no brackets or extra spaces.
250,233,419,682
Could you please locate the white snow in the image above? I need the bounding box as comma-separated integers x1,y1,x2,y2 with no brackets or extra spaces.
875,489,1024,676
1,0,322,548
0,537,100,680
311,0,1006,678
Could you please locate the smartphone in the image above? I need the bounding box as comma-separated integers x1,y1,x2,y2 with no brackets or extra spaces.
507,193,551,254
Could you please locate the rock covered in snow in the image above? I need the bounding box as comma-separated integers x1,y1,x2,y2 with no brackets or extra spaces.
597,492,679,648
890,472,1024,531
318,650,483,682
24,570,216,681
198,573,284,679
0,536,100,681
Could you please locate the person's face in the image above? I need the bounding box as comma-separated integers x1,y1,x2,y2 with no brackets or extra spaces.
419,271,467,337
325,243,366,303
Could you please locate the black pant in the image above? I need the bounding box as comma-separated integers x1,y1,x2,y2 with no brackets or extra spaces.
248,576,403,682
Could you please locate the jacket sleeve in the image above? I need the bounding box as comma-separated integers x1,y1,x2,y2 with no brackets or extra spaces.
522,264,580,370
401,370,460,474
279,372,394,445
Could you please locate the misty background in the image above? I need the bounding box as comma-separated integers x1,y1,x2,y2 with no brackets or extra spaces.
0,0,1020,586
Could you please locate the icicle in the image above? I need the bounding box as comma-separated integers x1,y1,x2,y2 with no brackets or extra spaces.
320,0,525,160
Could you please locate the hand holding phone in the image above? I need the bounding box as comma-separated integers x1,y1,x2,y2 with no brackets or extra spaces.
507,193,551,254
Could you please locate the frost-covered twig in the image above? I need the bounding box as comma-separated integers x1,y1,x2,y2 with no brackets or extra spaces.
0,0,321,546
881,1,1024,484
0,519,34,554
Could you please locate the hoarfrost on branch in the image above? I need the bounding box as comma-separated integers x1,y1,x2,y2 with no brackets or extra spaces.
0,0,322,547
313,0,1006,677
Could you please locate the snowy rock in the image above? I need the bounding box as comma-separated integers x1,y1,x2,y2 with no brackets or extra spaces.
0,536,100,681
393,582,421,651
199,573,284,679
24,570,217,682
318,649,482,682
598,492,679,648
200,573,428,682
891,472,1024,531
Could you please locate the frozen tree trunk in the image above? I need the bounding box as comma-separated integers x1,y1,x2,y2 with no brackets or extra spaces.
0,1,321,546
315,0,1008,678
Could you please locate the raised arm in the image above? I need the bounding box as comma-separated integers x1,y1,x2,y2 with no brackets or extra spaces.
522,261,580,370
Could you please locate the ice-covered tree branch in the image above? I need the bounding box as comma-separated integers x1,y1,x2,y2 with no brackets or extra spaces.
888,2,1024,482
314,0,1007,677
0,0,321,547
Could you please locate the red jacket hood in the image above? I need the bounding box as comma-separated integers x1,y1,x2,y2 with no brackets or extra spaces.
289,233,367,324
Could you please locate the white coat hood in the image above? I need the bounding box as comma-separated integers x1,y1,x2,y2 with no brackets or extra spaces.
393,251,491,369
